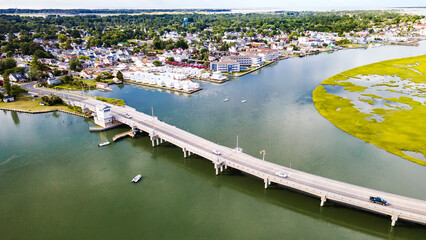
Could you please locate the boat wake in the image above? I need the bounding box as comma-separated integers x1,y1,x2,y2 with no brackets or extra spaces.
0,155,20,166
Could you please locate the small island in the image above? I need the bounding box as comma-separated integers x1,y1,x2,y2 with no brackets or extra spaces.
313,55,426,165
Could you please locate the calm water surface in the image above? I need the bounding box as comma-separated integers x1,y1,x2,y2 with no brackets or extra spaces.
1,43,426,239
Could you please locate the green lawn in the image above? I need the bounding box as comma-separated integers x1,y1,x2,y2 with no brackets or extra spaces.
0,96,84,114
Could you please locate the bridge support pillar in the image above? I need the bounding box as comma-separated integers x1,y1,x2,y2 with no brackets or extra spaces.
220,165,223,172
215,165,219,175
224,165,228,170
391,214,399,227
160,139,163,144
156,138,159,146
264,178,270,189
320,195,327,207
183,148,187,158
151,140,155,147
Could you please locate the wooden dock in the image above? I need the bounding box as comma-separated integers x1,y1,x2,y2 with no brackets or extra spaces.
89,122,124,132
112,130,135,142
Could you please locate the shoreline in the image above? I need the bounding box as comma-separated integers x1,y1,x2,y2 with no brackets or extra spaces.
0,106,90,118
123,80,202,94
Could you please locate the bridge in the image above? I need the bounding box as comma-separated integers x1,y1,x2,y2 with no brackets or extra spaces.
24,83,426,227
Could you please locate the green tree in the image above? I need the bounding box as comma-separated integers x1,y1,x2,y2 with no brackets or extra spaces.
167,57,175,62
2,73,11,95
58,34,68,43
60,75,74,84
153,60,161,66
69,59,83,72
116,71,123,81
9,85,28,97
41,94,63,106
175,38,188,49
0,58,17,74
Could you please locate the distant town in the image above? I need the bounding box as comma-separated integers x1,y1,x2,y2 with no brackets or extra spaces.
1,10,426,101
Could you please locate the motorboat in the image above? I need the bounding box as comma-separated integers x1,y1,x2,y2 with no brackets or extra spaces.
241,100,247,103
132,174,142,183
224,98,229,102
211,71,228,81
98,141,110,147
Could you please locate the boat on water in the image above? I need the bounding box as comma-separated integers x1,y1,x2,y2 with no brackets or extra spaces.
211,71,228,81
241,100,247,103
224,98,229,102
98,141,110,147
132,174,142,183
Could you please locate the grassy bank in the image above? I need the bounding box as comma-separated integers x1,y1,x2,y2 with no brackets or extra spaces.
49,79,97,91
93,96,125,106
0,96,86,115
313,55,426,166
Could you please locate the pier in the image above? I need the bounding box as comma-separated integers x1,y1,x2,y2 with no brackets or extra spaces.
112,130,136,142
25,83,426,227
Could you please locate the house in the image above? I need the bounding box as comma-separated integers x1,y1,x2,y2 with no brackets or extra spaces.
3,96,15,103
96,82,111,90
9,72,26,82
80,70,94,79
58,62,69,70
47,77,62,85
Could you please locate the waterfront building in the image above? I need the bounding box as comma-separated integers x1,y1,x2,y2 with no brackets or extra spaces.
210,59,240,72
94,104,113,127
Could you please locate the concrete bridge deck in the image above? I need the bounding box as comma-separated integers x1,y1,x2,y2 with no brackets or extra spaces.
24,83,426,227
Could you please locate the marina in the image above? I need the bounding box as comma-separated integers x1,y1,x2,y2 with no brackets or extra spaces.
123,70,202,94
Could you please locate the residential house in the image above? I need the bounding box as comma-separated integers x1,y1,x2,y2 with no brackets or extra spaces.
9,72,26,82
47,77,61,85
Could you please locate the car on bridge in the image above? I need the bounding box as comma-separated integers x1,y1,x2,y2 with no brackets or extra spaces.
212,150,221,155
125,113,132,119
370,196,387,205
275,171,288,178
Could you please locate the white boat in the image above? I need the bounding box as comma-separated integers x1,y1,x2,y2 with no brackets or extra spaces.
211,71,228,81
241,100,247,103
132,174,142,183
98,141,110,147
224,98,229,102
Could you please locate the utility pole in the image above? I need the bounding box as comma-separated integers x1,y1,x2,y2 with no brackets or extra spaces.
235,135,242,152
152,106,156,133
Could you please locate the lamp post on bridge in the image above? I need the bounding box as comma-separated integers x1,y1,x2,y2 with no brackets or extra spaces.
260,149,266,161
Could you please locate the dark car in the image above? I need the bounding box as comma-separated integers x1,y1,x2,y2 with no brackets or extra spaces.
370,196,387,205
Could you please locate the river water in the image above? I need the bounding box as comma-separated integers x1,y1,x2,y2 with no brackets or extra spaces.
1,43,426,239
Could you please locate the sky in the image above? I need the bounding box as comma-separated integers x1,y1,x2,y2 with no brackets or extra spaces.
1,0,425,10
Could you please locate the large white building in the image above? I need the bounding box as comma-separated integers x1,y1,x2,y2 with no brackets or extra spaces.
210,59,240,73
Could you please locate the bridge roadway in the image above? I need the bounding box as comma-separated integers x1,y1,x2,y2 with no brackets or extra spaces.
24,83,426,227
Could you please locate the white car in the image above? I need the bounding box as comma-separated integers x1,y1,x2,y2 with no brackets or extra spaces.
125,113,132,119
275,171,288,178
212,150,221,155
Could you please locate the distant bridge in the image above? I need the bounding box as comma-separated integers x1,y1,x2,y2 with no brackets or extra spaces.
26,84,426,227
